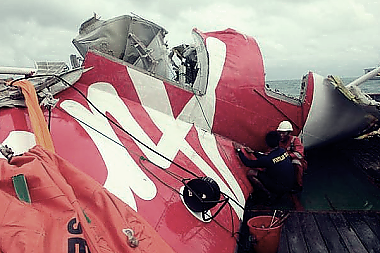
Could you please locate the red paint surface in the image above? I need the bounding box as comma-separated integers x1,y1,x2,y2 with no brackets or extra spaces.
0,29,313,253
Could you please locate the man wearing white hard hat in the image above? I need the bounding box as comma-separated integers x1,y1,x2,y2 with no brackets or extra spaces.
233,131,296,205
277,120,307,192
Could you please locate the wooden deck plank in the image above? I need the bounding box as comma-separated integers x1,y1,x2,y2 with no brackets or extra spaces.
343,212,380,253
329,213,368,253
281,213,308,253
313,213,350,253
298,212,329,253
361,212,380,240
278,224,290,253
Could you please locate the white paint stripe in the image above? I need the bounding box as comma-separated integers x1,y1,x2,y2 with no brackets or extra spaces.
61,83,158,211
197,128,245,219
128,67,174,117
0,131,36,158
178,37,227,130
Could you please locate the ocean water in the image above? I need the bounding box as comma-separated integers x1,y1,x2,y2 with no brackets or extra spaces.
266,77,380,97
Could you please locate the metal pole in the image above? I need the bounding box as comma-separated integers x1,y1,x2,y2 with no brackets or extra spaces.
0,67,36,75
346,65,380,87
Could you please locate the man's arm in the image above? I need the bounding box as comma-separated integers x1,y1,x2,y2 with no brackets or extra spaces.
293,137,304,155
237,150,268,169
289,136,305,159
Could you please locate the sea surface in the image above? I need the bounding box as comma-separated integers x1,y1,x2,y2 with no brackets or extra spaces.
266,76,380,97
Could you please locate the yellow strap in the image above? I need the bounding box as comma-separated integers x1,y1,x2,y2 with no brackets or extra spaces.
12,80,55,152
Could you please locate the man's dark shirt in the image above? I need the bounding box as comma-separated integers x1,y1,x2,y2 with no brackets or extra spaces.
237,147,295,190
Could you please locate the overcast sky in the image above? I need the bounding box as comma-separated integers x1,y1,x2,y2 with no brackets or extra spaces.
1,0,379,80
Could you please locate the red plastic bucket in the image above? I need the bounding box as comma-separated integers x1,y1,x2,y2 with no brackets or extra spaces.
247,216,283,253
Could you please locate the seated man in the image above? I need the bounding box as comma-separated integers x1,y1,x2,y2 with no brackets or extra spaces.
234,131,296,203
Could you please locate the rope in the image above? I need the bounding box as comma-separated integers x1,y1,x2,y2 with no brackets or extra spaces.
253,88,298,129
11,74,199,178
11,74,245,232
10,79,55,152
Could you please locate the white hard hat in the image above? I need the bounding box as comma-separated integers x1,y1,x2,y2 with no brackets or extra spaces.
277,120,293,132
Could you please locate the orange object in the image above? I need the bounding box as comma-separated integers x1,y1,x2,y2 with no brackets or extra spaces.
0,145,175,253
247,216,283,253
11,80,55,152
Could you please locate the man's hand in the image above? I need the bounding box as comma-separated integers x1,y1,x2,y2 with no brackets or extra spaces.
244,146,254,153
232,142,243,151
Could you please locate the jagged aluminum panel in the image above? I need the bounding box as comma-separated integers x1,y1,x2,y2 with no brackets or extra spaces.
72,14,171,79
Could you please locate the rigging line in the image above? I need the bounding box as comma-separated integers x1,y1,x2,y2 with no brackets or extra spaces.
202,198,235,236
60,106,239,234
141,156,187,182
58,105,237,232
253,88,297,128
55,106,140,158
20,75,243,232
11,74,200,178
188,85,246,214
219,190,245,210
191,86,212,132
141,154,239,233
143,148,243,227
138,157,182,195
223,198,235,236
23,75,244,213
228,200,236,237
190,86,236,184
56,106,189,183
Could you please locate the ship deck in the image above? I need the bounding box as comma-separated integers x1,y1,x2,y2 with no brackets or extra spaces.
237,136,380,252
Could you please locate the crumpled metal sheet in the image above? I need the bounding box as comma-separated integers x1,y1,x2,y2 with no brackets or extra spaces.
0,64,84,108
72,14,171,79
